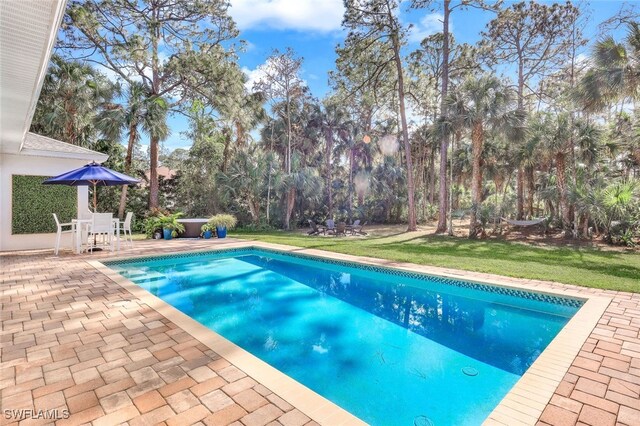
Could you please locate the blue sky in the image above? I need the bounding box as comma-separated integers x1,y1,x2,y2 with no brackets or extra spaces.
162,0,627,152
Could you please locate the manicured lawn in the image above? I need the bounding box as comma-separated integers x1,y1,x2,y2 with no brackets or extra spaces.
234,230,640,293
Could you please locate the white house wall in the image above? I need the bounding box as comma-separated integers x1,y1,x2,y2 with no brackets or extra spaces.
0,152,89,251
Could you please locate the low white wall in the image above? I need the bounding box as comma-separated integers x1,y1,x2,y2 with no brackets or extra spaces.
0,152,90,251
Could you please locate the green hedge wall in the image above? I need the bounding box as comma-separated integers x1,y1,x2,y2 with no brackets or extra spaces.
12,175,77,234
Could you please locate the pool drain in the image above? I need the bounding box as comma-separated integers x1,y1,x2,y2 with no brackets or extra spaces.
414,415,434,426
462,366,478,376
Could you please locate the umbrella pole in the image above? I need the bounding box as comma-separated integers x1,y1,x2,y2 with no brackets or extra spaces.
93,182,98,247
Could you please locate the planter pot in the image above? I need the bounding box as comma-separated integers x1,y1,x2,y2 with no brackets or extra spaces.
163,228,173,240
216,226,227,238
203,230,213,239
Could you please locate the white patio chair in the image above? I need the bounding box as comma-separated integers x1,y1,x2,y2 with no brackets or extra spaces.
52,213,74,256
118,212,134,248
88,213,114,252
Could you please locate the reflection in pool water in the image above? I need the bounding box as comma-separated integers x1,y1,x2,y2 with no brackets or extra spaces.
113,249,579,426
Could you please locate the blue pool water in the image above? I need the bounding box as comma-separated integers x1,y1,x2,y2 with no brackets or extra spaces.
109,249,582,426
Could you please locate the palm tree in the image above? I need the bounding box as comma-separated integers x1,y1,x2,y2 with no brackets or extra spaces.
446,75,514,238
280,157,324,228
483,135,516,225
534,112,574,235
219,147,272,224
371,156,406,222
520,117,546,218
575,179,638,241
97,82,169,217
219,92,266,173
311,102,350,218
578,23,640,113
267,99,318,229
31,55,116,147
334,123,375,221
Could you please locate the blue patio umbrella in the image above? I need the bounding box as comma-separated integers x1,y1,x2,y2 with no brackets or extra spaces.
43,161,140,212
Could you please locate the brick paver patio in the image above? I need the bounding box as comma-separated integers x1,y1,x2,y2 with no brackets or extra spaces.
1,239,639,425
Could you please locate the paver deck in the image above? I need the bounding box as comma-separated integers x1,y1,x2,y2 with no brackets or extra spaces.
1,238,639,426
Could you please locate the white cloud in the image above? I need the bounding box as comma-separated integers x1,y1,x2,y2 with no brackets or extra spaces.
242,65,268,92
229,0,344,32
409,13,451,43
575,53,589,67
242,63,307,94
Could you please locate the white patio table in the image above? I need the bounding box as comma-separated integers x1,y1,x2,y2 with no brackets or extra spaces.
72,217,121,254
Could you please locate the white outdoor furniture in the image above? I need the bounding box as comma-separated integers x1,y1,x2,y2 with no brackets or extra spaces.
88,213,114,252
71,214,122,254
52,213,74,255
71,218,90,253
118,212,133,248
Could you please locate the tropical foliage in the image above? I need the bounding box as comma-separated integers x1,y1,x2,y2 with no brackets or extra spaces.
29,0,640,246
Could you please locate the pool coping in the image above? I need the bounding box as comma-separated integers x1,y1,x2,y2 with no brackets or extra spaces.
88,241,612,426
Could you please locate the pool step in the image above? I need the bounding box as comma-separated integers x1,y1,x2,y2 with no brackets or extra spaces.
125,271,166,282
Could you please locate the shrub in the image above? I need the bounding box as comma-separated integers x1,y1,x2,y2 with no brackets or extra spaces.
207,214,237,229
143,216,162,238
158,212,185,237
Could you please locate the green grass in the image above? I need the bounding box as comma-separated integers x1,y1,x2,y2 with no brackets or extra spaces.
233,230,640,293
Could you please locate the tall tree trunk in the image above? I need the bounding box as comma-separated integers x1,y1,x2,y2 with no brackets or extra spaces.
546,200,555,222
248,199,260,224
469,122,484,239
266,124,275,224
436,0,451,233
286,95,292,175
496,173,511,232
149,11,161,210
283,85,293,230
556,152,571,235
569,39,579,238
526,166,535,218
392,33,417,232
118,184,129,220
516,48,525,219
417,144,425,220
582,213,589,237
348,149,354,221
284,187,295,230
221,127,232,173
569,138,578,237
149,135,159,209
118,124,137,218
428,148,436,205
235,121,245,147
324,127,334,217
516,167,524,219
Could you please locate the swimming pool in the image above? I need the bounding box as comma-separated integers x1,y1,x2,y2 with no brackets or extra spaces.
107,248,584,425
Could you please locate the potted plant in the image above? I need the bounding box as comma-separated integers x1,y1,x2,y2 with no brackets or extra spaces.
157,212,185,240
207,214,237,239
143,216,163,239
200,223,215,239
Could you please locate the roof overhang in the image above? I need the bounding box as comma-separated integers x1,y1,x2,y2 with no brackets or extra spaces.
19,132,108,162
0,0,68,154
